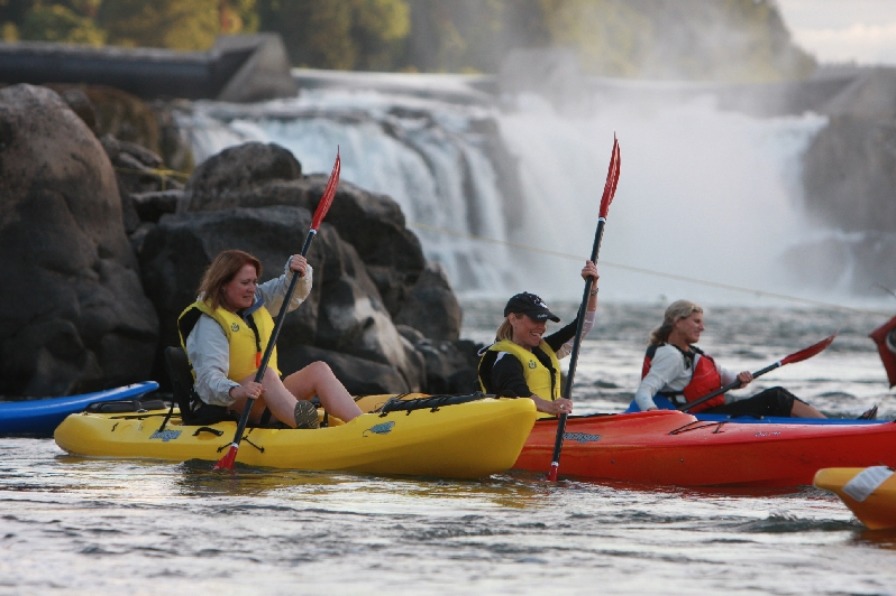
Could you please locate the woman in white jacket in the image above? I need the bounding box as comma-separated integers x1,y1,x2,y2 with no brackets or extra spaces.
632,299,830,418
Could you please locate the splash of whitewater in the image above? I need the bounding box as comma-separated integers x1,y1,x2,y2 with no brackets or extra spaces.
175,70,829,306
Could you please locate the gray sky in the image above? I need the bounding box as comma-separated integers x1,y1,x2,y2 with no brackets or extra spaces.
776,0,896,65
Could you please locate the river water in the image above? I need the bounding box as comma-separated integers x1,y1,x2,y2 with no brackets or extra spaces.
3,302,896,595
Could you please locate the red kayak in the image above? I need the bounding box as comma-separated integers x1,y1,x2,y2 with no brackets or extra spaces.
515,410,896,488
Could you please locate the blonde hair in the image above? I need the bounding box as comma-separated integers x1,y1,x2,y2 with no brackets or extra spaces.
648,299,703,346
495,318,514,341
197,250,262,311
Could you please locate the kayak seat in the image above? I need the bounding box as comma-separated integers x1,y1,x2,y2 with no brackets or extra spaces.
164,346,235,426
86,398,168,413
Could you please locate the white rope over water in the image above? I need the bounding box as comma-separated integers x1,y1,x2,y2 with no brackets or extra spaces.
408,220,895,316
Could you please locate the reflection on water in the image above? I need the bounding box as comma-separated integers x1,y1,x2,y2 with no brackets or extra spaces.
854,528,896,550
2,304,896,594
174,459,348,496
3,435,896,594
174,460,548,509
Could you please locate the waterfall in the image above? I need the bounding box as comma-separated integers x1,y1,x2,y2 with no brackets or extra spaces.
175,70,830,306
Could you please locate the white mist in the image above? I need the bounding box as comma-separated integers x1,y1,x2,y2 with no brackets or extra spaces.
178,73,830,306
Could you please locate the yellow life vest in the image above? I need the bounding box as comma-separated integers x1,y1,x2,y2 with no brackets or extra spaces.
177,301,280,381
483,339,561,400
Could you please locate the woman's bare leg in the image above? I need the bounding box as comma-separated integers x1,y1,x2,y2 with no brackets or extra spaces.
232,368,306,428
283,361,363,422
791,400,826,418
232,363,362,427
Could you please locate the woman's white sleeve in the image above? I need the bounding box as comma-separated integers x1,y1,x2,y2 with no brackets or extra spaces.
633,348,683,411
185,316,239,408
719,365,743,403
260,262,313,315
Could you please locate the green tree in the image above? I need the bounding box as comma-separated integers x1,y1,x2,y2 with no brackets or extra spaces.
0,0,28,40
540,0,813,82
2,0,813,80
20,3,104,44
0,0,35,25
261,1,353,68
402,0,548,73
540,0,645,77
258,0,409,70
219,0,258,35
97,0,220,50
352,0,409,70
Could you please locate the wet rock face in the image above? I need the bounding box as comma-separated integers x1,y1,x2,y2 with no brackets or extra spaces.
794,68,896,294
1,87,473,397
799,68,896,235
0,84,159,396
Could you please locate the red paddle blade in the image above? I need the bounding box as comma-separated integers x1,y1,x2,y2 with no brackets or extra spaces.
213,444,239,471
599,136,621,218
311,148,341,231
781,334,836,366
870,315,896,387
547,462,559,482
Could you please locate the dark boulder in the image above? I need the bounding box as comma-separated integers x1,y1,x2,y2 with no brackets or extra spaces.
0,84,159,396
394,263,463,342
182,142,427,316
183,141,303,211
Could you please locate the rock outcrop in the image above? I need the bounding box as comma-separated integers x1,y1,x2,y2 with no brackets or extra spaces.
0,84,159,396
789,67,896,294
0,83,475,398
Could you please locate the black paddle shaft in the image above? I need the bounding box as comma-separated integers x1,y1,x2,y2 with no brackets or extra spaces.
548,217,605,475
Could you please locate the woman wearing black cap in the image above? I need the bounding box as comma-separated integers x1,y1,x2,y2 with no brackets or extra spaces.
477,261,599,416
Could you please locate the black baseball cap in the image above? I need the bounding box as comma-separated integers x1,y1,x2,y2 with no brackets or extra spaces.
504,292,560,322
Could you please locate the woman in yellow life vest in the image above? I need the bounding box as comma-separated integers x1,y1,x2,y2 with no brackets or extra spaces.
178,249,362,429
478,261,599,416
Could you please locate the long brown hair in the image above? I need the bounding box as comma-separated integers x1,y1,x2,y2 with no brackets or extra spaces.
197,250,262,311
649,300,703,346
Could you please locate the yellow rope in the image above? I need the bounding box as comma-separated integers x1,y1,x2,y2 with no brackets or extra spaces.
114,166,190,191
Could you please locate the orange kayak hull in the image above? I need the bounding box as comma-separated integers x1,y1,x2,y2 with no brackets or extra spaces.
515,410,896,488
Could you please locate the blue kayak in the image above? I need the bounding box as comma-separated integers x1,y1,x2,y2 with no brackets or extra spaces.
0,381,160,437
624,397,883,425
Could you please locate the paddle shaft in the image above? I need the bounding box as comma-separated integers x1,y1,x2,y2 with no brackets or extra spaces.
547,137,620,482
678,360,781,412
679,334,835,413
215,150,340,471
255,231,317,383
546,219,604,481
215,231,318,466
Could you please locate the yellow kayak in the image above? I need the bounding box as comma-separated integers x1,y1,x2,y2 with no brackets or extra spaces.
814,466,896,530
54,394,537,479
